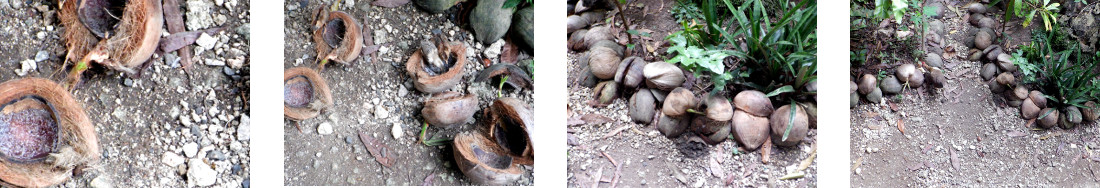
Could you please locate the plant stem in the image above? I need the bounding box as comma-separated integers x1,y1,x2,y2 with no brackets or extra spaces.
419,121,429,145
499,75,509,98
613,0,634,55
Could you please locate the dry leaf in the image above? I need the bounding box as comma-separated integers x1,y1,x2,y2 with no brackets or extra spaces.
761,138,773,164
582,114,613,125
501,39,520,63
897,119,906,135
358,131,396,167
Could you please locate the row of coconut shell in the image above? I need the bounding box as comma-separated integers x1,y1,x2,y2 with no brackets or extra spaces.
851,63,946,108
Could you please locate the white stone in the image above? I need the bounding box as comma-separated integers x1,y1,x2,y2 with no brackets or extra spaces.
14,59,35,76
483,40,504,58
391,124,403,139
318,122,333,135
161,152,185,167
237,115,250,140
187,159,217,186
196,33,218,50
183,142,199,158
375,106,390,119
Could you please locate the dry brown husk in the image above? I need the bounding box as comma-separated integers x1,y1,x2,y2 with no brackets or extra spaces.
453,132,523,186
486,97,534,166
734,90,773,117
642,61,685,91
313,11,363,65
628,89,656,124
406,41,467,93
770,104,808,147
422,92,479,128
61,0,163,75
0,78,99,188
284,67,334,121
731,110,769,151
662,88,695,118
588,47,622,80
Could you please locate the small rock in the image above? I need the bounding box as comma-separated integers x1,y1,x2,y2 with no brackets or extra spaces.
34,51,48,62
237,115,250,140
483,40,504,58
166,53,181,68
14,59,35,76
207,150,226,161
187,159,217,186
161,152,185,166
89,175,112,188
318,122,334,135
391,124,404,139
375,106,390,119
196,33,218,50
183,142,199,158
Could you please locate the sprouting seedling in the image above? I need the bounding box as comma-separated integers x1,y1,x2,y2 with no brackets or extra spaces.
61,0,164,90
498,75,509,98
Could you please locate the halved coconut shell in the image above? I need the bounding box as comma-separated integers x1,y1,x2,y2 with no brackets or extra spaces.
1038,108,1059,128
453,132,523,186
486,97,534,165
628,89,656,124
406,41,468,93
643,62,685,91
731,110,769,151
614,56,646,89
474,63,533,91
313,11,364,66
770,104,808,147
655,112,688,138
858,74,876,95
594,81,619,105
704,95,733,122
422,92,479,128
64,0,163,75
0,78,99,188
733,90,773,117
662,88,695,118
284,67,334,121
1084,101,1099,122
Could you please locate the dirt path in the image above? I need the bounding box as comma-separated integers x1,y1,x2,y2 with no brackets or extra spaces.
850,2,1100,187
566,0,816,187
281,1,534,186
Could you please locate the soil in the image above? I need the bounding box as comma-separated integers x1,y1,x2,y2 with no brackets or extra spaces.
281,0,535,186
850,1,1100,187
0,0,251,187
566,0,817,187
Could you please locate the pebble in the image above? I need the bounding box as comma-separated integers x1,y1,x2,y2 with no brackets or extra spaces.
34,51,48,62
161,152,185,166
375,106,390,119
318,122,334,135
187,159,217,186
483,40,504,58
185,0,216,30
166,53,181,68
237,115,251,140
89,175,112,188
207,150,227,161
183,142,199,158
196,33,218,50
14,59,35,76
391,124,404,139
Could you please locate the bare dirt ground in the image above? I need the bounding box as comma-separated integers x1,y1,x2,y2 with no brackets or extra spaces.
566,0,817,187
850,2,1100,187
0,0,251,187
282,0,534,186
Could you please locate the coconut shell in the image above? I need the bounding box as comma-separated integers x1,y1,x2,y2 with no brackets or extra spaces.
1067,106,1084,124
704,95,733,122
314,11,364,65
896,64,918,84
642,62,686,91
995,72,1015,86
567,29,588,51
453,132,523,185
487,97,534,165
701,122,731,145
1010,86,1028,101
866,87,883,104
996,53,1016,72
406,41,468,93
60,0,100,64
594,81,619,105
925,53,944,68
0,78,99,188
988,80,1006,93
614,56,646,89
970,13,985,26
731,110,769,151
1021,98,1040,119
980,63,999,81
1038,108,1059,128
734,90,774,117
284,67,334,121
422,92,479,128
76,0,164,74
1084,101,1099,122
850,80,858,94
588,47,622,80
977,17,998,29
581,26,614,50
1029,91,1047,109
880,75,902,94
858,74,876,95
566,15,589,34
662,88,695,118
770,104,808,146
1007,99,1023,107
656,112,689,138
975,29,993,50
628,89,657,124
984,45,1003,62
969,3,988,14
1060,112,1075,129
798,102,817,129
590,40,624,57
850,92,859,108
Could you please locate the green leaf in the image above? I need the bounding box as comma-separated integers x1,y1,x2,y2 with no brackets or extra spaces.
766,85,794,97
782,101,797,141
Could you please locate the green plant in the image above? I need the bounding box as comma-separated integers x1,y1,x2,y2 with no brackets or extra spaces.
666,34,737,93
502,0,532,9
1006,0,1061,31
1020,26,1100,108
671,0,705,23
718,0,817,100
872,0,908,24
1011,50,1040,84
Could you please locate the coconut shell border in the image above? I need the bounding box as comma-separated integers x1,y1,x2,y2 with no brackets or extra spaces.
405,42,468,93
313,11,364,65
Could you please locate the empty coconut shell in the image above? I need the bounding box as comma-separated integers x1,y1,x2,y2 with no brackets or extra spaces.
406,41,468,93
422,92,479,128
655,112,689,138
1029,91,1047,109
734,90,774,117
614,56,647,89
1021,98,1040,119
996,53,1016,72
285,67,334,121
594,81,619,105
975,29,993,50
1084,101,1099,122
704,95,733,122
453,132,523,185
0,78,99,188
995,73,1015,86
314,11,364,67
643,62,686,91
858,74,876,95
628,89,657,124
487,97,534,165
474,63,534,91
770,104,808,147
1038,108,1059,128
662,88,695,118
62,0,164,88
980,63,999,81
968,3,988,14
731,110,769,151
1066,106,1083,125
588,47,622,80
880,75,902,94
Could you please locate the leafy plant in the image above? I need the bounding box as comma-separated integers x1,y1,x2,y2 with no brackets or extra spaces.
1006,0,1061,31
872,0,908,24
717,0,817,100
1019,26,1100,108
666,34,737,93
502,0,532,9
671,0,705,23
